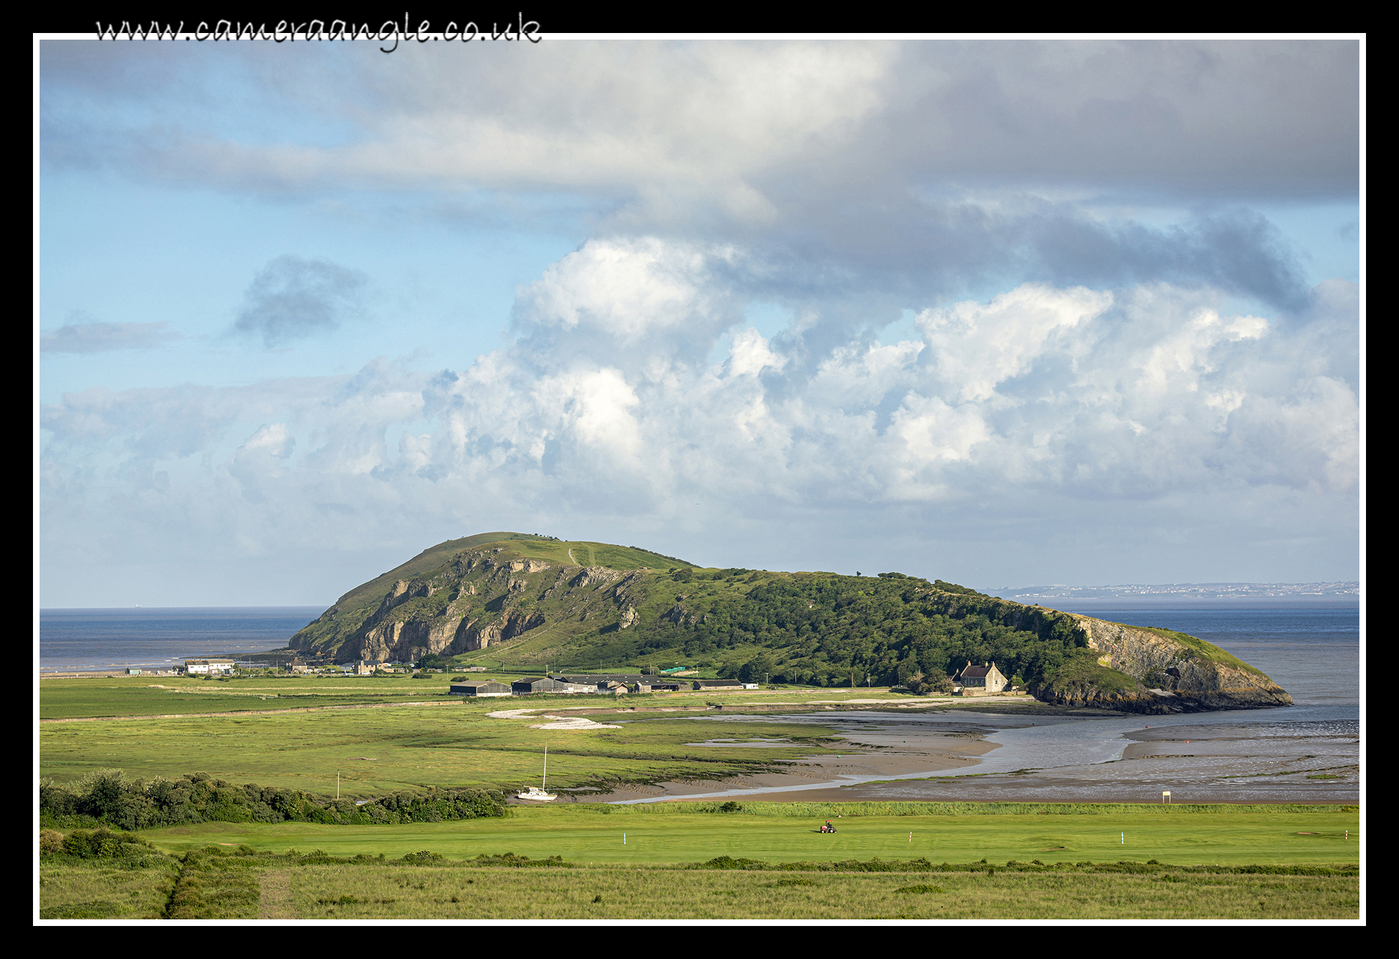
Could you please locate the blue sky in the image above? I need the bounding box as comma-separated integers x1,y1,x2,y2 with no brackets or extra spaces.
38,37,1362,607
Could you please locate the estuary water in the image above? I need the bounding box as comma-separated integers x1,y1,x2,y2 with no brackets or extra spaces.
37,607,323,673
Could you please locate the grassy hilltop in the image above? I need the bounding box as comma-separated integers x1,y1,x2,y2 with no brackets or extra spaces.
285,533,1290,712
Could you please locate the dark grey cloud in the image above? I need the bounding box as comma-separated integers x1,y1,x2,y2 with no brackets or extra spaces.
702,200,1312,329
41,39,1358,201
234,255,368,346
40,319,180,353
1029,208,1313,311
872,39,1359,200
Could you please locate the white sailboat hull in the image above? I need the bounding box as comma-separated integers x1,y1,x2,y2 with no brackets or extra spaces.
518,745,556,800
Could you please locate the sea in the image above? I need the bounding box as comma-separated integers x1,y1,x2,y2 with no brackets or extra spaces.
37,606,325,674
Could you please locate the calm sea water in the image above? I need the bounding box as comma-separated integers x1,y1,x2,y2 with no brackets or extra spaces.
1053,600,1359,710
37,607,324,673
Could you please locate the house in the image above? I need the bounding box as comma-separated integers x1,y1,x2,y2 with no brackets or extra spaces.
692,679,745,690
953,661,1008,696
184,659,235,675
450,681,512,697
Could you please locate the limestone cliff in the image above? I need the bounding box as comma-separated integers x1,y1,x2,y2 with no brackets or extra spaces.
289,542,651,664
1027,611,1293,713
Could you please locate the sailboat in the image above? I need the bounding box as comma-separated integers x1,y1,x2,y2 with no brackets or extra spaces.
517,745,557,801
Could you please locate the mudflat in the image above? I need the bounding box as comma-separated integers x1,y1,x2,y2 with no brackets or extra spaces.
565,716,1359,806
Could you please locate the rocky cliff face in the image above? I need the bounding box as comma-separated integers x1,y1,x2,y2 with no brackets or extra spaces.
291,547,639,664
1029,612,1293,713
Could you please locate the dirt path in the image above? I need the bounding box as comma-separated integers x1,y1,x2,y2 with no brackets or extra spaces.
258,870,295,920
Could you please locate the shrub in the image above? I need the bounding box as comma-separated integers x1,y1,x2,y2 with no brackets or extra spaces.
59,828,155,860
39,829,64,855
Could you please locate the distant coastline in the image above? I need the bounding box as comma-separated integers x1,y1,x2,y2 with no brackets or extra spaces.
991,583,1359,604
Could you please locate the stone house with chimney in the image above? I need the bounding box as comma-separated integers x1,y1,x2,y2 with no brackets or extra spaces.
953,661,1008,696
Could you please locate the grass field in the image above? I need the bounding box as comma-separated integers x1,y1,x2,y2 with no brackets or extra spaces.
39,803,1361,920
266,862,1361,920
40,853,1359,921
38,676,457,720
42,708,847,796
133,802,1359,866
40,675,934,794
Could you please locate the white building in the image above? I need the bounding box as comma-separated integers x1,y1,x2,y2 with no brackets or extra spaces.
184,659,235,675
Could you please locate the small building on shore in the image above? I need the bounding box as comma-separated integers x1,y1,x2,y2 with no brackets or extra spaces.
953,661,1008,695
184,659,235,676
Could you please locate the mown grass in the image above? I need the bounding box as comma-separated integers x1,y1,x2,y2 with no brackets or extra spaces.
134,803,1360,867
39,803,1361,920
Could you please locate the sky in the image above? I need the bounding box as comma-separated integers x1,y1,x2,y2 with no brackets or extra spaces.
36,35,1363,608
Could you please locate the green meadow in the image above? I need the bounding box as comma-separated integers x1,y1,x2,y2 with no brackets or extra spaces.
38,674,459,719
40,804,1360,920
269,861,1357,921
39,674,924,794
42,709,845,797
135,802,1359,867
43,854,1358,921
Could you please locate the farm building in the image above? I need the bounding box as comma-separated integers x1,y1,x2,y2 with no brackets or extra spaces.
548,673,687,693
449,681,512,697
511,677,597,694
692,678,744,689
